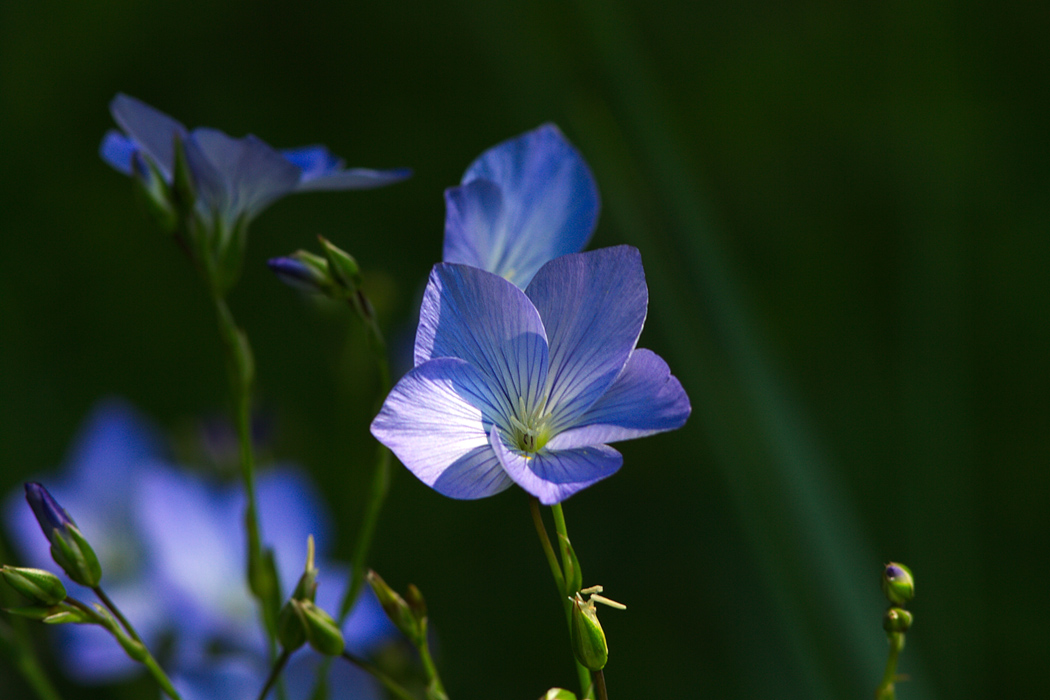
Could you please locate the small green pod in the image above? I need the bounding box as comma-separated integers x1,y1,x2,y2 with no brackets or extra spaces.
570,594,608,671
1,566,67,606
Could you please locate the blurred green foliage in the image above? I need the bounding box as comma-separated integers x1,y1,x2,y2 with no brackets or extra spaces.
1,0,1047,698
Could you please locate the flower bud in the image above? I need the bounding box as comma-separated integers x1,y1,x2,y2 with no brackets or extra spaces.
405,583,427,621
277,599,308,652
1,566,67,606
570,593,608,671
268,252,334,296
367,570,422,645
24,483,102,588
319,236,362,293
882,563,915,606
542,689,578,700
299,600,345,656
883,607,914,634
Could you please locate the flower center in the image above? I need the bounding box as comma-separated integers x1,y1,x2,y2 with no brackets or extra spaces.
508,395,552,454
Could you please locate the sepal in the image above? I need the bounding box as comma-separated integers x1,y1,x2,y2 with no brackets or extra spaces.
366,570,423,646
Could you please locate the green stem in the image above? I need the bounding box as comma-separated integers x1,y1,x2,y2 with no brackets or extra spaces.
529,497,566,596
594,669,608,700
875,632,905,700
211,294,274,635
418,617,448,699
550,504,593,700
90,588,182,700
341,651,417,700
257,648,291,700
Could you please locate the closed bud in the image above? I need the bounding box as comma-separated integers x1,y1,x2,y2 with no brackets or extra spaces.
1,566,67,606
268,252,334,297
405,583,427,621
882,563,915,606
277,599,308,652
300,600,345,656
542,690,578,700
883,607,914,634
570,594,608,671
24,483,102,588
319,236,362,293
366,570,422,645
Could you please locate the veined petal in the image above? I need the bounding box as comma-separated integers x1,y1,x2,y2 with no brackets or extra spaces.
546,349,690,449
295,166,413,192
526,246,648,430
414,263,549,420
185,128,301,223
443,179,504,271
447,124,599,288
109,94,187,179
490,426,622,505
371,358,512,499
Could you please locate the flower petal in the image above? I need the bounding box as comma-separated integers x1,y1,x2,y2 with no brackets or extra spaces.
525,246,648,430
490,426,622,505
99,131,137,175
445,124,600,288
442,179,504,271
109,94,187,179
371,358,513,499
295,166,413,192
547,349,690,449
414,263,549,422
185,128,301,223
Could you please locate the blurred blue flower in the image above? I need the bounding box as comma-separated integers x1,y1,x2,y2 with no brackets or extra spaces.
443,124,599,288
371,246,690,505
4,400,393,697
100,94,411,232
4,400,170,682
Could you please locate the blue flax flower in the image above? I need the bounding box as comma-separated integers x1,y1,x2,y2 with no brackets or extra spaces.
443,124,599,288
100,94,410,232
371,245,690,505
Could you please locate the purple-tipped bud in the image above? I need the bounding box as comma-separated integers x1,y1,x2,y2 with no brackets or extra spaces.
25,483,75,538
24,483,102,588
268,252,333,296
882,562,915,606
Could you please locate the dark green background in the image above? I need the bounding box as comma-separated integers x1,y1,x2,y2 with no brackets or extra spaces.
2,1,1047,698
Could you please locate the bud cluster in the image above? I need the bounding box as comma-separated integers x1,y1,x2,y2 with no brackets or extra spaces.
880,562,915,636
277,535,345,657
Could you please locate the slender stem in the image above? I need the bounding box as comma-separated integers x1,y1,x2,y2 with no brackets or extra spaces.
594,670,609,700
875,632,905,700
92,587,136,640
549,504,593,700
529,496,566,596
91,587,182,700
257,648,291,700
418,617,448,699
341,651,417,700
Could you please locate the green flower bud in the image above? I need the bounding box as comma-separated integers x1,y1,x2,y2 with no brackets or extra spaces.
883,607,914,634
570,593,608,671
542,689,578,700
1,566,67,606
367,570,422,646
882,563,915,606
277,599,308,652
405,583,427,621
319,236,363,293
299,600,345,657
25,483,102,588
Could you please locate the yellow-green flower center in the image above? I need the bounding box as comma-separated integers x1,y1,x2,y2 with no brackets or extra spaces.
508,395,552,454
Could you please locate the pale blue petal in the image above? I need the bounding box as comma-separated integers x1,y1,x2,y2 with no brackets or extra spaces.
431,444,515,499
449,124,600,288
547,349,691,449
100,131,136,175
295,166,413,192
185,128,301,223
284,651,382,700
282,144,343,180
442,179,504,271
109,94,187,178
525,246,648,430
414,263,549,421
371,358,511,499
490,426,622,505
174,657,263,700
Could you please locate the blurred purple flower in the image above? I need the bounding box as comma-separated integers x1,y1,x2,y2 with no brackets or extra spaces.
100,94,410,231
371,246,690,505
443,124,599,288
5,400,392,697
4,400,170,682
